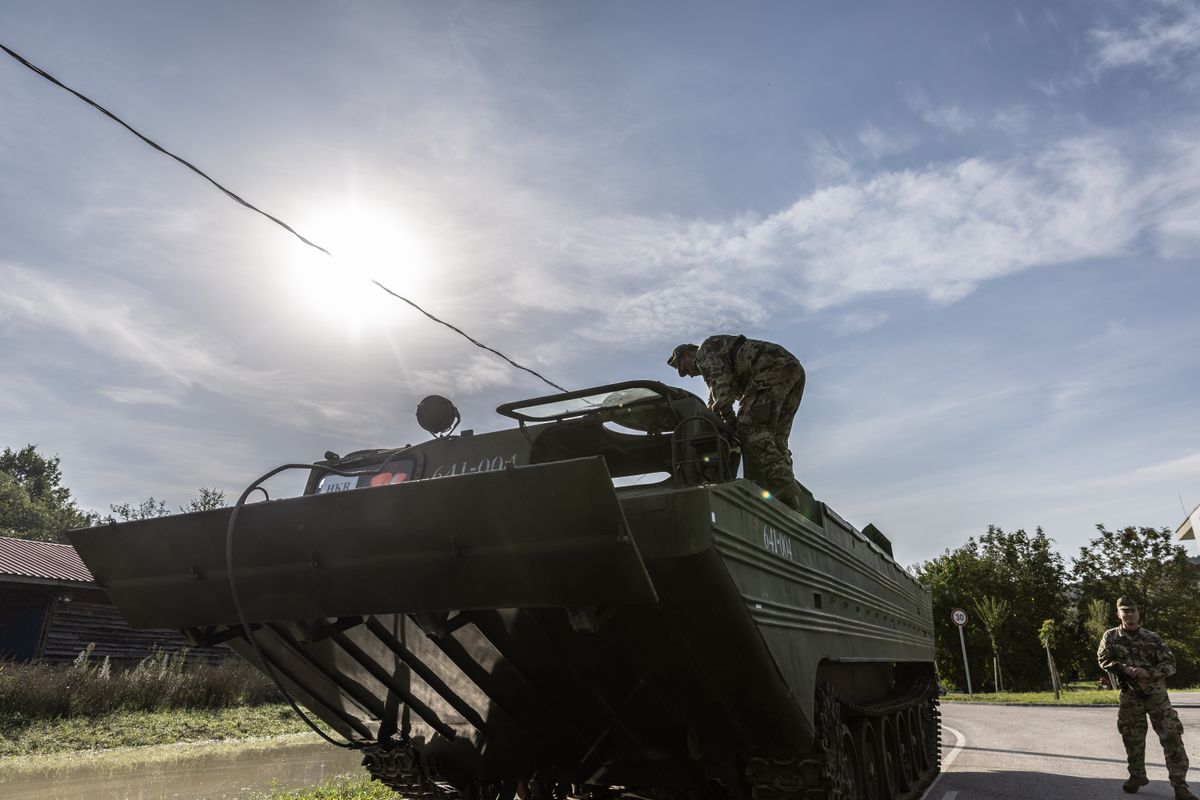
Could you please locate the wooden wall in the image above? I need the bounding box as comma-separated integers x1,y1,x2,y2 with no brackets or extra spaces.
1,582,231,665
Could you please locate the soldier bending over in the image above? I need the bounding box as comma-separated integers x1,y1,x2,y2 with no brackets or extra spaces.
1097,596,1195,798
667,335,805,511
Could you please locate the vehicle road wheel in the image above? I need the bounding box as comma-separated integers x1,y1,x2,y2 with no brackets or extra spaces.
907,707,929,771
894,712,917,790
876,715,900,800
851,719,884,800
838,724,863,800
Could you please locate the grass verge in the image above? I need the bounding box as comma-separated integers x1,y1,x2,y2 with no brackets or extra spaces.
0,651,279,719
0,702,311,757
942,689,1120,704
942,688,1200,705
253,773,400,799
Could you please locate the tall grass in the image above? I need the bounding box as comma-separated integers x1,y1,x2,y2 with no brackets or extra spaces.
0,645,280,718
253,774,400,799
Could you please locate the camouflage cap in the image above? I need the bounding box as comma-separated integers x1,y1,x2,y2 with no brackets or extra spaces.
667,343,698,377
1116,596,1139,610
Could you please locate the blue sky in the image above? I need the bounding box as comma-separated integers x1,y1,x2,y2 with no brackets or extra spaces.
2,1,1199,564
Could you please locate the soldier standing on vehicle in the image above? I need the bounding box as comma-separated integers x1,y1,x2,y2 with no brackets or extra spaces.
667,335,805,512
1097,596,1195,798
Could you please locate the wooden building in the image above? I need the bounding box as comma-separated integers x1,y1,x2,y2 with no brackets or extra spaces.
0,535,229,663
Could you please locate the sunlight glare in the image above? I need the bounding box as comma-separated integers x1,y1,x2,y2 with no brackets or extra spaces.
283,205,433,329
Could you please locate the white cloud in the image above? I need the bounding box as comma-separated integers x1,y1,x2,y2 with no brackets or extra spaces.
1151,134,1200,255
409,352,520,396
99,386,186,407
919,105,975,134
856,125,917,160
831,310,890,335
1090,0,1200,74
498,129,1200,345
991,106,1032,136
905,88,975,134
0,262,261,391
703,137,1142,309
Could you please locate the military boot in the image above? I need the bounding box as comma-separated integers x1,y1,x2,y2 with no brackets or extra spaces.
1122,775,1149,793
1174,785,1198,800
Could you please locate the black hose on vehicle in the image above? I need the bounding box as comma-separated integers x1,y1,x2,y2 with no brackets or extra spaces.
225,462,376,749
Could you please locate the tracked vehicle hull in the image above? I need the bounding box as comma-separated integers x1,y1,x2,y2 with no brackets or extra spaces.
69,381,938,799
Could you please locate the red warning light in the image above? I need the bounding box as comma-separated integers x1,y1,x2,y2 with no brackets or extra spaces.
369,471,409,487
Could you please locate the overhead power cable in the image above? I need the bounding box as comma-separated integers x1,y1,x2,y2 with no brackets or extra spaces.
0,41,568,394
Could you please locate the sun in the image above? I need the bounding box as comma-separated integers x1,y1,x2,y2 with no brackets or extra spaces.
280,204,434,328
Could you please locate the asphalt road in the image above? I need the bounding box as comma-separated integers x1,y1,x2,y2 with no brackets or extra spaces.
925,693,1200,800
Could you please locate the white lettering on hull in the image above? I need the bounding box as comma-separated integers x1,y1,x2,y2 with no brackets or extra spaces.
762,524,794,561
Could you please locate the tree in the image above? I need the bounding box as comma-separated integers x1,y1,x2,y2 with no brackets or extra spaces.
914,525,1070,691
0,445,96,542
974,595,1011,692
107,487,226,522
181,487,225,514
107,497,170,522
1083,598,1112,644
1038,619,1062,698
1073,525,1200,686
1081,598,1115,688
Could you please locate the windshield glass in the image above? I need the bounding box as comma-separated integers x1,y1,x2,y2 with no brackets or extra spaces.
316,457,417,493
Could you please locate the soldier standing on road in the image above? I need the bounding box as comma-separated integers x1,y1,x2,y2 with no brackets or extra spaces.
1097,596,1195,799
667,335,805,512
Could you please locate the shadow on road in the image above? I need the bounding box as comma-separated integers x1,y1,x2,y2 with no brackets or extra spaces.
935,770,1183,799
956,744,1129,766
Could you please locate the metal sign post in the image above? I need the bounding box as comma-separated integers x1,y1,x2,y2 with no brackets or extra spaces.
952,607,973,698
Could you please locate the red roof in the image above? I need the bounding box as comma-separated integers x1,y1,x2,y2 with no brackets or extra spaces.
0,536,94,584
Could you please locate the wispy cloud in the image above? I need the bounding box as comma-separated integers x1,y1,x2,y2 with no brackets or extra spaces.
1090,0,1200,75
99,386,186,407
857,124,918,160
830,310,890,335
0,262,261,391
919,105,975,134
905,88,976,134
527,132,1196,340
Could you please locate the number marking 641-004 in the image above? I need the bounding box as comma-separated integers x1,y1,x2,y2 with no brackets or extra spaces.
762,525,794,560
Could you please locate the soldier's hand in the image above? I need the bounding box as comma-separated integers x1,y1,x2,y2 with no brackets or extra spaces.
1127,666,1151,680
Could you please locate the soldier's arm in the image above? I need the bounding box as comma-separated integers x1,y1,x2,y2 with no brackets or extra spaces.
695,343,736,420
1148,634,1177,680
1097,631,1126,673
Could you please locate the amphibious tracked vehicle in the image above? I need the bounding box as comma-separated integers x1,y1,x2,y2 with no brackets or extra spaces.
69,380,939,800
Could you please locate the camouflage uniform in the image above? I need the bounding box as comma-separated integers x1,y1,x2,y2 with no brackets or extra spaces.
1098,625,1191,789
693,335,805,507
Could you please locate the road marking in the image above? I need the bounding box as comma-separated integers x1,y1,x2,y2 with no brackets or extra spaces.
918,725,965,800
942,726,965,769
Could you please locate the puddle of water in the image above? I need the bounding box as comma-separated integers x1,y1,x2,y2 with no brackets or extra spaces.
0,735,368,800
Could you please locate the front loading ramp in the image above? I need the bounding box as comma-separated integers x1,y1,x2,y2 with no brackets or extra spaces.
68,456,656,629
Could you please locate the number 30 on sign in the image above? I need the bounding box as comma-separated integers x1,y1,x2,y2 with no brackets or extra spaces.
951,608,968,627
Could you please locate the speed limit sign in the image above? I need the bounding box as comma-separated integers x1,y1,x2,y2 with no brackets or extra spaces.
952,608,973,696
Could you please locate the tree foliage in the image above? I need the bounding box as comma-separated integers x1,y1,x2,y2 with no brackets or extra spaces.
918,523,1200,692
106,497,170,522
1072,525,1200,686
974,594,1011,690
181,488,226,514
0,445,96,542
107,488,227,522
0,443,227,540
1082,598,1111,644
914,525,1070,692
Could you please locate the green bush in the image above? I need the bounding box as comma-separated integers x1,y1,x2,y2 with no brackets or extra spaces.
0,646,280,718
